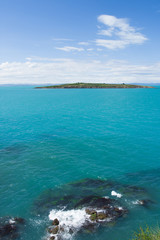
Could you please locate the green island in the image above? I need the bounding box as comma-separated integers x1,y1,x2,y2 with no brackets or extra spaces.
35,82,154,89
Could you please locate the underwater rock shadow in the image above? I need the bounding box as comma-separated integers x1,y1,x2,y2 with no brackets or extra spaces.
125,167,160,184
0,144,28,157
32,178,153,216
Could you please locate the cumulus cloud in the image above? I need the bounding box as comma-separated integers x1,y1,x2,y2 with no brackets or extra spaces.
56,46,84,52
96,15,148,49
0,58,159,84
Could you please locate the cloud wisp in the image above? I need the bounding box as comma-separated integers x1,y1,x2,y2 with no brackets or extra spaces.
55,46,84,52
96,14,148,49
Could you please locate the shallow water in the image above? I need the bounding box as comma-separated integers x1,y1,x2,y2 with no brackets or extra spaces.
0,85,160,240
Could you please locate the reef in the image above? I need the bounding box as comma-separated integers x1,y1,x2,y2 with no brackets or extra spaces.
32,178,153,240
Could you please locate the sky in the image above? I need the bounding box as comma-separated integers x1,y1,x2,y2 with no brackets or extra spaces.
0,0,160,84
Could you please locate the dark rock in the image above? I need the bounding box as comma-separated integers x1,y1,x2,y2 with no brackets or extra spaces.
50,236,55,240
52,218,59,226
50,226,59,234
0,223,17,236
0,216,25,239
59,226,65,232
112,207,127,218
13,217,25,224
69,228,74,234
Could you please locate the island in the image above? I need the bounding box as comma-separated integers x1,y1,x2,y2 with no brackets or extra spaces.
35,83,154,89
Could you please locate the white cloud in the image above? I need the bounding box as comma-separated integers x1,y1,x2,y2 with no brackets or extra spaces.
0,58,159,84
96,15,148,49
25,56,72,62
52,38,74,41
56,46,84,52
87,48,94,51
78,42,89,46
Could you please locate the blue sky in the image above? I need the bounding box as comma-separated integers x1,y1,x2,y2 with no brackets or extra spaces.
0,0,160,84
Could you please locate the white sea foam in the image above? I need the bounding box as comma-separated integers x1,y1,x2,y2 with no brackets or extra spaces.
48,208,90,239
132,200,143,205
9,219,16,224
104,196,109,199
111,190,122,198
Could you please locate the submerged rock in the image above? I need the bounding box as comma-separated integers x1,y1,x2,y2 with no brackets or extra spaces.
0,216,25,239
33,178,150,216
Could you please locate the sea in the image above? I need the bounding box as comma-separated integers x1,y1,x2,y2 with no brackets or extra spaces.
0,85,160,240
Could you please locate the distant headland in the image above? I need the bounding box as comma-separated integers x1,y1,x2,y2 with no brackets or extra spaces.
35,83,154,89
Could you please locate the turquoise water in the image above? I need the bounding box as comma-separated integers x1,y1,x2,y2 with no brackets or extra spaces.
0,85,160,240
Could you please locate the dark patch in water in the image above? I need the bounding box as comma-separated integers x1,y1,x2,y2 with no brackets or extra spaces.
0,217,25,240
33,178,152,215
126,168,160,184
0,144,28,157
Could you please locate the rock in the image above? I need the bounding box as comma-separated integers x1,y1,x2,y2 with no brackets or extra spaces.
13,217,25,224
0,223,16,237
69,228,74,234
97,212,107,220
90,212,97,221
0,216,25,239
85,209,97,215
52,218,59,226
59,226,65,232
114,207,126,217
50,236,55,240
51,226,59,234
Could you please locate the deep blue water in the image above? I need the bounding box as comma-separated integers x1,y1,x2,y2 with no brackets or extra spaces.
0,85,160,240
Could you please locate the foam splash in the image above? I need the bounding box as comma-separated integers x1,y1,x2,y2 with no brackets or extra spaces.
9,219,16,224
48,208,90,239
111,190,122,198
132,200,143,205
103,196,109,199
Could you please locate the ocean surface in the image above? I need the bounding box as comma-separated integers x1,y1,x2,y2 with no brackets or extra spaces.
0,85,160,240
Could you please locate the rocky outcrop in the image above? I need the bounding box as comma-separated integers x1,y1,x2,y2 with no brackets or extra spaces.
32,178,153,240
